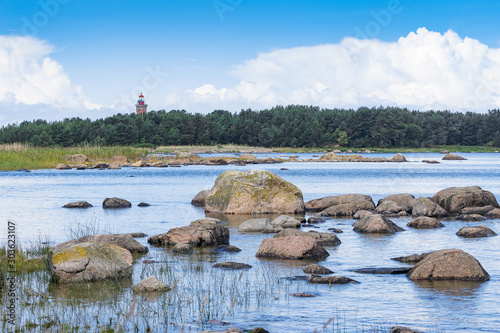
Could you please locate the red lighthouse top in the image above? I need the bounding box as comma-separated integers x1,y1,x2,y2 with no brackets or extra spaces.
139,93,144,98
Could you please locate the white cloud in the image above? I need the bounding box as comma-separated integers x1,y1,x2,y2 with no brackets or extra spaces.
187,28,500,112
0,35,102,125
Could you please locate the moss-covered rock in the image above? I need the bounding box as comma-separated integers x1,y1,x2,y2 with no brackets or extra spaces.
205,169,304,214
48,242,133,283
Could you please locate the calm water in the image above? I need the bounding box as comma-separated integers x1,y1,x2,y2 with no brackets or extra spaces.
1,153,500,332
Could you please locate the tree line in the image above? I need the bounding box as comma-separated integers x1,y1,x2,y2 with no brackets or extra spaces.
1,106,500,148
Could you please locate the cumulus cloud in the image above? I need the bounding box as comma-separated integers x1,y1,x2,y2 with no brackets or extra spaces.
0,35,102,124
188,28,500,112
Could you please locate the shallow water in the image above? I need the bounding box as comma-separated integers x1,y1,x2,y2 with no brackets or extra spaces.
1,153,499,332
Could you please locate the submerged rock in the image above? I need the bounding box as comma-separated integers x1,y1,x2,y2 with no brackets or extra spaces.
172,243,193,254
291,293,317,297
307,275,359,284
432,186,499,214
353,214,404,233
390,326,423,333
102,197,132,209
391,253,428,264
205,169,305,214
307,216,333,223
214,245,241,253
256,236,329,260
353,267,412,274
456,225,497,238
48,242,133,283
138,202,151,207
133,275,170,293
303,264,333,274
406,249,490,281
148,218,229,247
63,201,93,209
212,262,252,269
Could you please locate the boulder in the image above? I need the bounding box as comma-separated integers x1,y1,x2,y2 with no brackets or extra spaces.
307,216,333,223
271,215,301,229
456,225,497,238
433,186,499,214
75,164,87,170
442,153,467,160
131,161,148,167
486,208,500,218
406,249,489,281
214,245,241,253
191,190,210,207
462,205,496,215
48,242,133,283
412,197,448,217
52,234,148,253
307,275,358,284
63,201,93,209
148,218,229,247
56,163,71,170
305,194,375,212
93,163,109,169
456,214,486,221
205,169,304,214
172,243,193,254
212,262,252,269
108,164,121,169
317,204,360,217
138,202,151,207
406,217,445,229
64,154,88,163
103,197,132,209
255,236,329,260
353,210,373,219
273,228,341,246
152,161,169,167
109,155,130,165
353,214,404,233
303,264,333,274
375,200,406,214
238,218,272,232
238,154,256,160
377,193,415,212
389,153,407,162
133,275,170,293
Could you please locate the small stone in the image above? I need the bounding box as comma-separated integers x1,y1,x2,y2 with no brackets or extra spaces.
291,293,317,297
138,202,151,207
456,225,497,238
307,275,359,284
303,264,333,274
132,275,170,293
172,243,193,254
214,245,241,252
63,201,93,208
212,262,252,269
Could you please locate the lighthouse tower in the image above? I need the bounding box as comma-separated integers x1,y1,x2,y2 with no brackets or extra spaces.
135,93,148,115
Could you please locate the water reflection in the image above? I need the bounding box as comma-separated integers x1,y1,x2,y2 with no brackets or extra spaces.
413,280,484,298
48,278,132,301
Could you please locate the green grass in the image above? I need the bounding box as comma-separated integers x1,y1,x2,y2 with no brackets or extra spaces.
0,144,149,171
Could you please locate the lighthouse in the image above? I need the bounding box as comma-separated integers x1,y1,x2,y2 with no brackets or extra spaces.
136,93,148,115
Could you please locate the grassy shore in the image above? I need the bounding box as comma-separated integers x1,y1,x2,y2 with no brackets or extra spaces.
0,144,148,171
1,143,498,171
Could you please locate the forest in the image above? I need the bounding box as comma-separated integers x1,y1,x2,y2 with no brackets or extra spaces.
1,106,500,148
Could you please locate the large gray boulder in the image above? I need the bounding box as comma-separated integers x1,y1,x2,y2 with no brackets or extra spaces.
353,214,404,233
191,190,210,207
461,205,496,215
271,215,301,229
102,197,132,209
375,200,406,214
53,234,148,253
204,170,304,214
273,228,341,246
432,186,499,214
148,218,229,247
486,208,500,218
377,193,415,212
48,242,133,283
442,153,467,160
305,194,375,212
406,249,489,281
412,197,449,217
456,225,497,238
255,236,329,260
238,218,272,233
406,217,445,229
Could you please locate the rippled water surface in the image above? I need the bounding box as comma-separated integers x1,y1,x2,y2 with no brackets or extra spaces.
1,152,499,332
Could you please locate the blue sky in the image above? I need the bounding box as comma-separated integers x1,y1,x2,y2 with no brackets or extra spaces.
0,0,499,125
